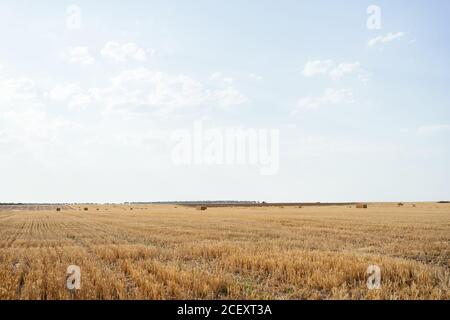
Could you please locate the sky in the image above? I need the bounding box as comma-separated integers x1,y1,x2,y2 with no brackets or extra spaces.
0,0,449,203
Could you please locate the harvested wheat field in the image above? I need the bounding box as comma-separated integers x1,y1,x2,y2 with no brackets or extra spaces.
0,203,449,300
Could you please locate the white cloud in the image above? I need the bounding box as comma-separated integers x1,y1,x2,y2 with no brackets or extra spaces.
329,62,361,80
417,124,450,135
302,60,367,83
49,84,91,109
249,73,263,80
296,88,354,110
49,84,81,101
211,86,247,107
210,72,234,84
368,32,404,47
68,93,92,109
0,109,82,150
90,68,247,113
301,60,333,77
0,77,39,108
357,73,372,86
0,73,83,151
210,72,223,80
67,47,95,65
101,42,150,62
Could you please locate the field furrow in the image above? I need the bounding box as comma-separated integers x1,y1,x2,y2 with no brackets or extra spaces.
0,203,448,300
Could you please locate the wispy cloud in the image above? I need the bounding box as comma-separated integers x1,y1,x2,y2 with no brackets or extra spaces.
368,32,404,47
295,88,354,111
301,60,368,83
329,62,361,80
90,68,247,113
417,124,450,135
210,72,234,84
0,77,39,107
49,84,92,109
301,60,334,77
101,42,152,62
66,46,95,65
49,83,81,101
248,73,263,81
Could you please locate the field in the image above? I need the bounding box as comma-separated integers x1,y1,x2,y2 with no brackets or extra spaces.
0,203,449,300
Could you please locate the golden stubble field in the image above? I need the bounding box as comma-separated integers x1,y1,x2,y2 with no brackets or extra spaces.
0,203,449,300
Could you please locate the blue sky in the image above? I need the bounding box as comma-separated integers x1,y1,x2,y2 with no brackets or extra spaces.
0,1,449,203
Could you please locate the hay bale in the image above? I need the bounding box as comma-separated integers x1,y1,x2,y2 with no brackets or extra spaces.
398,203,404,207
298,206,303,209
56,208,61,212
356,204,368,209
196,206,207,211
84,208,88,211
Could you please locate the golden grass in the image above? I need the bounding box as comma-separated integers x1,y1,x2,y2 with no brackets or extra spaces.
0,203,448,300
